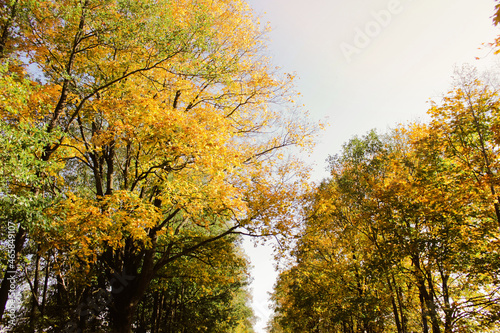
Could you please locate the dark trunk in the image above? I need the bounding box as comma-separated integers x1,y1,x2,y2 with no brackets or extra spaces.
109,280,139,333
0,0,17,58
387,276,403,333
439,269,453,333
426,274,441,333
105,219,238,332
413,256,429,333
108,249,155,333
110,307,134,333
396,283,408,333
412,255,441,333
40,260,49,321
417,286,429,333
29,251,41,332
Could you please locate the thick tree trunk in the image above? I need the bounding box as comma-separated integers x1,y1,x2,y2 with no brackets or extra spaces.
109,277,140,333
105,225,239,332
110,306,135,333
108,251,155,333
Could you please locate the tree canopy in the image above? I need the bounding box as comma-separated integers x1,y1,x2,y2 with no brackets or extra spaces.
0,0,317,332
269,67,500,333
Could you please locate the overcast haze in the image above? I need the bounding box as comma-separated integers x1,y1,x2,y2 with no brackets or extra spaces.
242,1,500,332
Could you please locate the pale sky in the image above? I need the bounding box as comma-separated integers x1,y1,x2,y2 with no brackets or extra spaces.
242,1,500,332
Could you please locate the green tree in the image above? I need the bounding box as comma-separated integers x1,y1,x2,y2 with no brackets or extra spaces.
135,235,255,333
0,59,63,322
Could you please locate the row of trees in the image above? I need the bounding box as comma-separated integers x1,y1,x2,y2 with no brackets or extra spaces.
0,0,316,332
269,2,500,331
269,66,500,332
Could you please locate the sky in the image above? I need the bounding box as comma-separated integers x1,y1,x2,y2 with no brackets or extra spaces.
241,1,500,332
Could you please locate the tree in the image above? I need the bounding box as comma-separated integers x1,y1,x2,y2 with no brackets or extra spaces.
270,124,500,332
135,235,255,333
0,59,63,322
429,66,500,230
0,0,317,331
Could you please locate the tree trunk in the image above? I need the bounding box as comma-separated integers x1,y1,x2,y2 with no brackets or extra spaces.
29,251,40,332
109,280,139,333
110,307,135,333
413,255,429,333
439,269,453,333
426,274,441,333
387,276,403,333
396,283,408,333
40,260,49,321
417,286,429,333
412,255,441,333
108,257,154,333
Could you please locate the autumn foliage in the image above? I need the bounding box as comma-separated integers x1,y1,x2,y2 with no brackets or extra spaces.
269,69,500,332
266,5,500,333
0,0,317,332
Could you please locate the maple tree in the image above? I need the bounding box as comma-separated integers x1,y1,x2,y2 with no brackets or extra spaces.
0,0,316,331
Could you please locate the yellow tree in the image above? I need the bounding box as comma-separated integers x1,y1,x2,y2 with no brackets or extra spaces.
382,124,499,333
271,125,500,333
0,0,317,331
429,66,500,231
271,131,405,333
